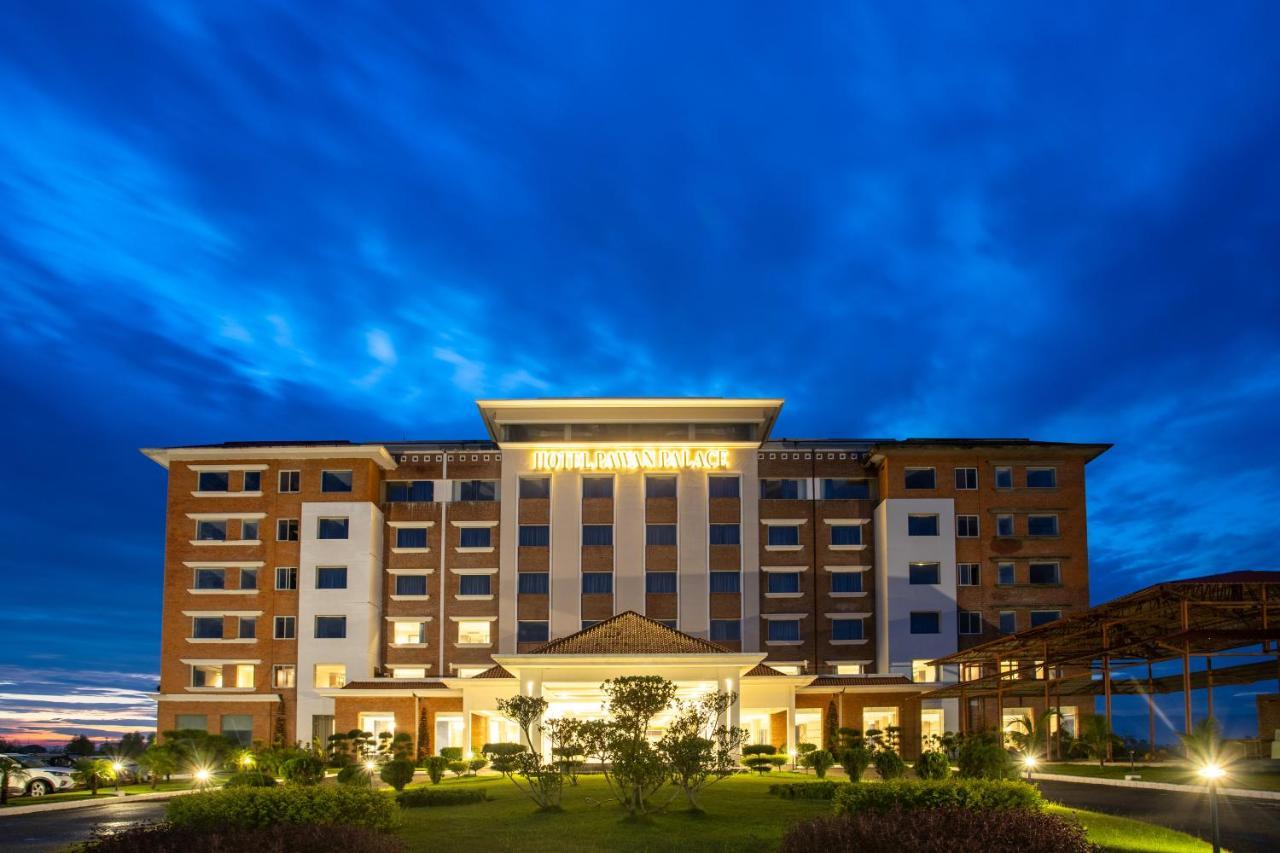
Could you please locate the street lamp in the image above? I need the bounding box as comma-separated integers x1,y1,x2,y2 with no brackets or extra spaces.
111,762,123,793
788,749,797,772
1198,763,1224,853
1022,754,1037,781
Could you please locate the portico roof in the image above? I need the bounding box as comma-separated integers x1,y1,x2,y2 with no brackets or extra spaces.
525,611,734,656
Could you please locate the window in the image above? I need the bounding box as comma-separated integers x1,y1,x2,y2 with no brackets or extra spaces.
1030,610,1061,627
582,477,613,499
194,568,225,590
395,668,428,679
645,475,677,498
321,470,352,492
459,575,492,596
909,562,940,585
456,480,498,501
272,664,296,688
239,568,257,590
582,572,613,595
767,572,801,594
710,619,741,642
386,480,433,502
958,563,980,586
314,664,346,688
518,572,549,594
904,467,936,489
192,617,223,639
767,620,801,642
832,619,864,641
912,660,938,682
760,479,806,500
997,562,1015,585
275,567,298,590
243,471,261,492
519,477,551,499
238,617,256,639
996,514,1014,537
1029,562,1060,585
959,610,983,635
822,478,871,499
277,519,299,541
394,574,428,596
457,620,491,645
519,525,549,546
999,611,1017,634
956,515,979,537
396,527,428,549
831,572,862,593
317,517,348,539
709,523,740,545
646,572,677,594
910,612,940,634
274,616,295,640
582,525,613,547
995,466,1013,489
830,525,861,546
220,714,253,746
196,520,227,541
278,470,300,493
1026,467,1057,488
190,664,222,688
709,571,741,593
517,621,549,643
1027,514,1059,537
241,520,259,541
393,621,426,645
197,471,229,492
646,524,677,546
767,525,800,546
459,527,492,548
954,467,977,490
314,616,347,639
834,663,864,675
708,476,740,498
175,714,207,731
316,567,348,589
907,514,939,536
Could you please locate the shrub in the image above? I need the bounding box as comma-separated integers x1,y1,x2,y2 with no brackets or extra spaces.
872,750,906,780
223,771,278,788
423,755,448,784
446,760,468,777
742,744,778,756
915,751,951,780
839,745,872,782
439,747,464,761
768,780,845,800
803,749,835,779
957,733,1016,780
743,756,775,774
336,764,372,787
396,787,489,807
280,755,326,786
481,743,525,775
379,759,415,792
833,779,1043,817
72,823,406,853
166,786,399,832
467,757,488,774
781,807,1096,853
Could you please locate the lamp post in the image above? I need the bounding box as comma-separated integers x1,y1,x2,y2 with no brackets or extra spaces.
1022,754,1037,781
111,762,123,793
1199,763,1223,853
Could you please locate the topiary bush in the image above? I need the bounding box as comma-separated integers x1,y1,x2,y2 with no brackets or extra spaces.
395,787,489,807
439,747,464,762
742,744,778,756
446,760,468,777
280,755,326,786
423,755,448,784
781,807,1096,853
833,779,1043,817
915,750,951,780
873,750,906,780
336,764,372,787
481,743,525,776
379,759,415,792
167,786,399,832
223,771,278,787
803,748,835,779
71,823,406,853
839,745,873,782
767,780,846,800
957,734,1016,780
743,755,777,775
467,757,488,774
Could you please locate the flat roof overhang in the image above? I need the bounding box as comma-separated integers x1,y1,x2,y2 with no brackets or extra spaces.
142,444,397,470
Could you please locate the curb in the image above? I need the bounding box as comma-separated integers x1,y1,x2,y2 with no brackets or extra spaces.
0,788,199,818
1032,771,1280,801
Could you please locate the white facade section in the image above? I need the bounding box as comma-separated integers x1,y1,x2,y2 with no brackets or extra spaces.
873,498,957,679
297,501,384,738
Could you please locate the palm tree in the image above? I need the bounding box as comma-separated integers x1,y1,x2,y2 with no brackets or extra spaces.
137,744,180,790
1178,717,1225,770
0,757,30,805
1007,709,1061,759
1077,715,1115,767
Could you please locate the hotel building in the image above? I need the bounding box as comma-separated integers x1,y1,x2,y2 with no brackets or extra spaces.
143,398,1108,758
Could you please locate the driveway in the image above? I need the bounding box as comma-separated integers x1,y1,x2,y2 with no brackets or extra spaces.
1039,779,1280,853
0,799,168,852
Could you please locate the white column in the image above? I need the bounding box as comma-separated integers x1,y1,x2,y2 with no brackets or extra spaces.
785,689,797,756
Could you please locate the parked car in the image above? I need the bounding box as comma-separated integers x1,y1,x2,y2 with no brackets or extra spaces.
1,754,77,797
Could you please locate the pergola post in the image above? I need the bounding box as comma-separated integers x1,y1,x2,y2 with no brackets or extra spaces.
1102,623,1113,761
994,655,1004,745
1042,640,1052,759
1181,600,1193,736
959,684,968,735
1206,656,1214,723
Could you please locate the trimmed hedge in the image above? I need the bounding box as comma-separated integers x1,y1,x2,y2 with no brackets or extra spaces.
280,755,326,786
223,771,278,787
71,823,406,853
768,780,847,800
166,786,399,832
782,807,1096,853
833,779,1043,816
396,786,490,807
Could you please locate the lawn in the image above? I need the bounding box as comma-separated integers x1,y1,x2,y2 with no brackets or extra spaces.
0,780,193,808
393,772,1211,852
1042,762,1280,792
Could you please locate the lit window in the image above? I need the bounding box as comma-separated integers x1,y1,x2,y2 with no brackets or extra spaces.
997,562,1015,585
962,664,983,681
646,524,677,546
954,468,977,490
831,572,862,593
455,480,498,501
582,525,613,547
958,563,980,586
709,523,740,545
278,470,300,493
767,620,801,642
518,621,549,643
1029,562,1060,585
194,568,225,590
907,514,939,536
708,476,740,498
1030,610,1061,628
956,515,979,537
243,471,261,492
822,478,871,499
314,616,347,639
314,664,346,688
996,514,1014,537
767,525,800,546
771,664,804,675
396,528,428,549
453,667,485,678
317,518,348,539
519,525,549,546
459,575,492,596
582,572,613,595
903,468,936,489
457,620,491,645
998,611,1017,634
767,572,801,594
831,525,862,546
709,571,740,593
645,475,677,499
275,567,297,590
191,664,222,688
395,668,428,679
277,519,299,541
232,664,254,689
518,572,549,594
710,619,740,641
459,527,492,548
1026,467,1057,488
909,562,940,585
834,663,864,675
395,575,427,596
912,660,938,682
273,664,296,688
832,619,864,641
274,616,295,639
761,479,806,500
197,471,229,492
1027,514,1059,537
995,466,1013,489
909,612,940,634
321,470,352,492
519,477,550,499
316,567,348,589
386,480,433,502
582,477,614,499
192,617,223,639
196,520,227,541
646,572,677,594
958,611,983,635
393,621,426,645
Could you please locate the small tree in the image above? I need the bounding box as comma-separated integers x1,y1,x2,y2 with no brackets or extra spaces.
0,758,29,805
802,749,835,779
582,675,679,819
136,743,180,790
873,749,906,780
1078,716,1115,767
1008,710,1059,759
957,731,1016,779
824,701,839,750
839,744,873,782
281,754,326,786
482,742,526,777
915,750,950,780
73,758,115,795
468,757,488,775
424,755,449,785
439,747,464,762
657,690,747,812
550,717,586,785
495,694,563,811
379,758,416,791
447,760,468,777
390,732,414,761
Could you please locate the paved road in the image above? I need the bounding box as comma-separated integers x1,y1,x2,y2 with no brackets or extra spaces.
0,799,168,852
1039,779,1280,853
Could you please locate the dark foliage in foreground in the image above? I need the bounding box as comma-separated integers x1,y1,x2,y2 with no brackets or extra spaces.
396,786,490,807
780,807,1098,853
71,822,407,853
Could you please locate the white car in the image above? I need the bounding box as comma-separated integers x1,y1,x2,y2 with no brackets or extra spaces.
1,754,77,797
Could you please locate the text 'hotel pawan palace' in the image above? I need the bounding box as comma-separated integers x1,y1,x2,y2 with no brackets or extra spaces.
143,398,1109,759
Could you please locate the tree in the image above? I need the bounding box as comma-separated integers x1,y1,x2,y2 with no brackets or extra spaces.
73,758,115,795
379,758,416,791
550,717,586,785
136,743,180,790
1077,716,1116,767
482,742,526,777
656,690,747,812
424,755,448,784
801,749,835,778
582,675,678,819
468,757,488,775
1178,717,1225,770
824,701,839,750
65,735,96,757
117,732,148,758
1007,710,1059,759
0,757,30,805
495,694,563,811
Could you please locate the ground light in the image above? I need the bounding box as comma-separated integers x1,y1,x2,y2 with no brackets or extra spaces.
365,760,377,773
194,768,211,786
788,749,797,771
1022,754,1037,780
1198,763,1224,853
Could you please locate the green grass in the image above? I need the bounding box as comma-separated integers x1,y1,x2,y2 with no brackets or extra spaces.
0,780,193,808
393,772,1211,852
1043,762,1280,791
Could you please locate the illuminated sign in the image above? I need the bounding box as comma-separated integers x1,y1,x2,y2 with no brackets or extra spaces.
531,448,730,472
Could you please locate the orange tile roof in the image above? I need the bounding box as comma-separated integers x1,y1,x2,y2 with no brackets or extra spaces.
341,680,448,690
528,611,734,655
473,664,514,679
743,662,788,677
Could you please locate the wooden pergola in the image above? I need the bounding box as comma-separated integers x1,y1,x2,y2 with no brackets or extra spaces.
927,571,1280,756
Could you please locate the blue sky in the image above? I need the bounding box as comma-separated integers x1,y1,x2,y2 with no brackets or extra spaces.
1,1,1278,745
